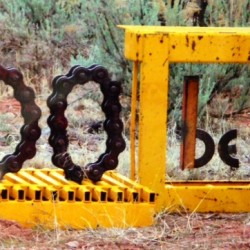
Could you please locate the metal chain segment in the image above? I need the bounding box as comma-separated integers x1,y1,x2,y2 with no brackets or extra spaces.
0,65,41,179
47,65,126,183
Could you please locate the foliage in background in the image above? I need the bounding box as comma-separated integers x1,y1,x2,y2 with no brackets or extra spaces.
167,0,250,125
0,0,89,93
169,63,250,127
68,0,250,125
0,0,249,125
72,0,163,95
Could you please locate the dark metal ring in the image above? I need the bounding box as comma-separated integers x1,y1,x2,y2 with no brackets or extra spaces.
218,129,239,169
194,128,215,168
0,66,41,178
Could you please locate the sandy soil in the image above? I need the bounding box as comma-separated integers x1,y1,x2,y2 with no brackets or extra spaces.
0,214,250,249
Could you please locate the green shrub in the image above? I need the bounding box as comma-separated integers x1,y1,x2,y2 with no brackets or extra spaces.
72,0,250,125
169,63,250,126
0,0,249,127
0,0,89,93
71,0,163,95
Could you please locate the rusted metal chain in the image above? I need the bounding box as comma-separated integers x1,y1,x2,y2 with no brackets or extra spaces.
0,65,41,179
47,65,126,183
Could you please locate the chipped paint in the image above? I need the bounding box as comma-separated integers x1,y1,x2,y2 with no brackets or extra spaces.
122,25,250,213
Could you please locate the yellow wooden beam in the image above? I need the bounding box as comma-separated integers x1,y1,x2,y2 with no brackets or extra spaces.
0,169,156,228
165,182,250,212
0,202,155,229
121,26,250,63
137,34,169,209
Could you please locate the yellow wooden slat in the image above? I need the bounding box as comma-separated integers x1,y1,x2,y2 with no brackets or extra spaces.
95,181,124,202
102,174,140,202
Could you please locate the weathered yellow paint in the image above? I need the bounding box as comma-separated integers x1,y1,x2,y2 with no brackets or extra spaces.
0,202,155,229
130,61,139,181
0,169,155,228
138,34,169,209
121,26,250,63
121,25,250,213
165,182,250,212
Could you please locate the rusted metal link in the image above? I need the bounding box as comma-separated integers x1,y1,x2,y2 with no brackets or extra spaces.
218,129,239,169
0,65,41,179
47,65,126,183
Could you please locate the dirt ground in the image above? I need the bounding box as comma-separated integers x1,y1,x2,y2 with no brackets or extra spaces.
0,213,250,249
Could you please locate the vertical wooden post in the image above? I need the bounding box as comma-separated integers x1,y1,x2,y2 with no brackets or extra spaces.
130,61,139,181
180,76,199,170
137,34,169,209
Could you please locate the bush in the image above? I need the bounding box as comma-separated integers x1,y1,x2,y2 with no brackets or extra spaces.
0,0,89,93
169,63,250,126
0,0,250,126
72,0,163,95
74,0,250,125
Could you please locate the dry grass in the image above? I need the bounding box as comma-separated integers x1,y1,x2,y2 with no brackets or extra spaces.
0,212,250,249
167,115,250,181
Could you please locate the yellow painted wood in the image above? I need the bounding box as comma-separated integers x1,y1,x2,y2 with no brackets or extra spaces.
0,169,155,228
137,34,169,209
130,61,139,181
165,182,250,212
121,26,250,63
0,202,155,229
121,25,250,212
